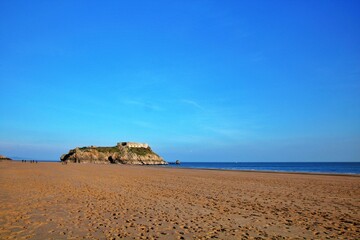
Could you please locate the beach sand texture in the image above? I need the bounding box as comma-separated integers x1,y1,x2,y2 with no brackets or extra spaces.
0,162,359,239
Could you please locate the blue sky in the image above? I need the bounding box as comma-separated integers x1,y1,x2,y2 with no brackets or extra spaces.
0,0,359,161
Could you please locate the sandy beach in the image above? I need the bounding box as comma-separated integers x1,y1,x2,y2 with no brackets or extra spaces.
0,161,359,239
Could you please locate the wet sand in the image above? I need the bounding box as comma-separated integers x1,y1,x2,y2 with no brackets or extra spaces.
0,161,359,239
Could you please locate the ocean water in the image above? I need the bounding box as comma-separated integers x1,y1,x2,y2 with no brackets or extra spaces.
165,162,360,175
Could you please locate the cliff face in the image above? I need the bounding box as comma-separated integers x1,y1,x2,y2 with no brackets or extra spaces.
0,155,12,161
60,143,167,165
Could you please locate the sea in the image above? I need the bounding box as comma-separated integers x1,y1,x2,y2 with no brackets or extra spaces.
165,162,360,175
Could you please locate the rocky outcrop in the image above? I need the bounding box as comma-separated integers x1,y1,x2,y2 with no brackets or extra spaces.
60,142,167,165
0,155,12,161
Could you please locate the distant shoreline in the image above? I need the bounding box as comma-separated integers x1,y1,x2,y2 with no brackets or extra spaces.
5,160,360,177
160,165,360,177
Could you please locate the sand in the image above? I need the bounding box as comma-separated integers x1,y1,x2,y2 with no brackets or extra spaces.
0,162,359,239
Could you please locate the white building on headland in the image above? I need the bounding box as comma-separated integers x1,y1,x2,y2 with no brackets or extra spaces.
117,142,149,148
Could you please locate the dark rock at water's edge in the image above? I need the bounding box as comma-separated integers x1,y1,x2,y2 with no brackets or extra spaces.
0,155,12,161
168,160,181,165
60,142,167,165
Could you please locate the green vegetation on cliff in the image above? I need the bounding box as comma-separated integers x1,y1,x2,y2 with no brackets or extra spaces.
77,146,157,156
79,146,121,153
128,147,156,156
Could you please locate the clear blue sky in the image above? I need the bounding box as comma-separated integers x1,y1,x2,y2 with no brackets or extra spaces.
0,0,359,161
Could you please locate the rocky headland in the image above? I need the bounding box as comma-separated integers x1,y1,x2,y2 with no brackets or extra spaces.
0,155,12,161
60,142,167,165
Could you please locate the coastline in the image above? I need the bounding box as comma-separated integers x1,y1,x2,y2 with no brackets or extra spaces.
9,160,360,176
1,161,359,239
160,165,360,177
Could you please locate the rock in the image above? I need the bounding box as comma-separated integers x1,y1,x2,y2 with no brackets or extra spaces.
60,142,167,165
0,155,12,161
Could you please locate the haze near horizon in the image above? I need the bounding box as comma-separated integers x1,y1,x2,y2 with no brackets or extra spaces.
0,1,359,162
